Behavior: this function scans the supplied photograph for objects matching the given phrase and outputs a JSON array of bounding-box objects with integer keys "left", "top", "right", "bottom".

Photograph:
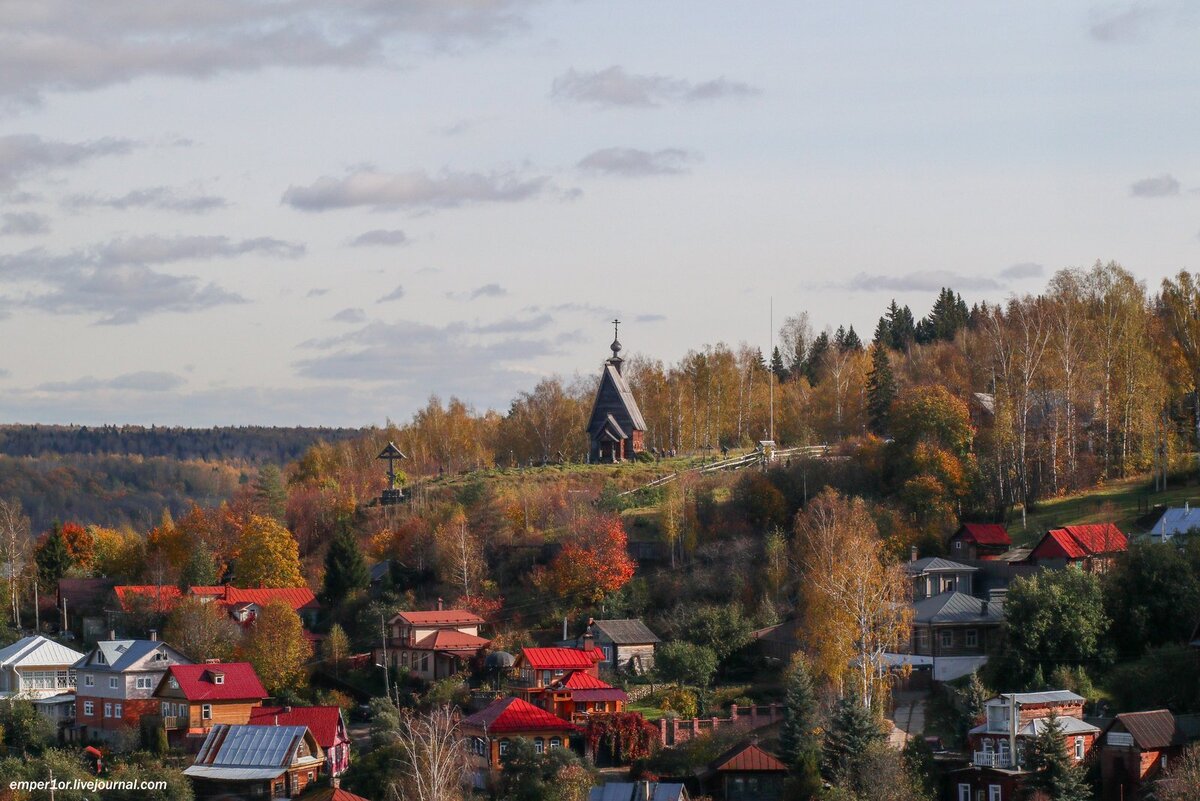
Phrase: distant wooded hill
[{"left": 0, "top": 424, "right": 363, "bottom": 463}]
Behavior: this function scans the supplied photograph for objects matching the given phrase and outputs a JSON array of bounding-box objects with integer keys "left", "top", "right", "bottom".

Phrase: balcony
[
  {"left": 161, "top": 715, "right": 191, "bottom": 730},
  {"left": 973, "top": 751, "right": 1015, "bottom": 769}
]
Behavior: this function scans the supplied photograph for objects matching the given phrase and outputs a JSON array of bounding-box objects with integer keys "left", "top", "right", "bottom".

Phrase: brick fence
[{"left": 657, "top": 703, "right": 783, "bottom": 746}]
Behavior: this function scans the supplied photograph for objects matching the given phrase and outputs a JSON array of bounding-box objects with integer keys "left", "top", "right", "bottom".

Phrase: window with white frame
[
  {"left": 109, "top": 676, "right": 118, "bottom": 689},
  {"left": 965, "top": 629, "right": 978, "bottom": 648},
  {"left": 84, "top": 674, "right": 94, "bottom": 687},
  {"left": 1074, "top": 736, "right": 1084, "bottom": 760},
  {"left": 114, "top": 703, "right": 122, "bottom": 719},
  {"left": 202, "top": 704, "right": 212, "bottom": 719},
  {"left": 940, "top": 630, "right": 953, "bottom": 648},
  {"left": 84, "top": 701, "right": 94, "bottom": 716},
  {"left": 534, "top": 738, "right": 544, "bottom": 754},
  {"left": 989, "top": 785, "right": 1002, "bottom": 801},
  {"left": 136, "top": 676, "right": 153, "bottom": 690},
  {"left": 104, "top": 703, "right": 112, "bottom": 718},
  {"left": 499, "top": 739, "right": 509, "bottom": 756},
  {"left": 550, "top": 737, "right": 561, "bottom": 750}
]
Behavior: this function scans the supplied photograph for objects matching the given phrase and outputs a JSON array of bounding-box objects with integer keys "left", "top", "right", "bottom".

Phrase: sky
[{"left": 1, "top": 1, "right": 1198, "bottom": 427}]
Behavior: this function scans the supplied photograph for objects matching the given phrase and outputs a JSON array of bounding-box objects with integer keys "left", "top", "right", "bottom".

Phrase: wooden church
[{"left": 587, "top": 321, "right": 647, "bottom": 463}]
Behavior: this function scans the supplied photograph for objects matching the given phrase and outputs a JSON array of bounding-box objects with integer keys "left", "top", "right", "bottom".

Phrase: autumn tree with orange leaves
[{"left": 534, "top": 514, "right": 636, "bottom": 610}]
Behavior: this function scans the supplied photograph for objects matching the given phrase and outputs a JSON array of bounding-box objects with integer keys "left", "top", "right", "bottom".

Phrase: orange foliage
[
  {"left": 535, "top": 515, "right": 636, "bottom": 607},
  {"left": 60, "top": 522, "right": 94, "bottom": 569}
]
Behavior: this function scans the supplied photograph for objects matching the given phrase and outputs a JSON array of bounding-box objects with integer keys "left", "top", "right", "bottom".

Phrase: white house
[
  {"left": 1150, "top": 504, "right": 1200, "bottom": 543},
  {"left": 0, "top": 635, "right": 85, "bottom": 700}
]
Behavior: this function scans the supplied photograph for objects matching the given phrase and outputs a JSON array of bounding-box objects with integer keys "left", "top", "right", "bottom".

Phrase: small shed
[
  {"left": 703, "top": 740, "right": 787, "bottom": 801},
  {"left": 590, "top": 619, "right": 660, "bottom": 674}
]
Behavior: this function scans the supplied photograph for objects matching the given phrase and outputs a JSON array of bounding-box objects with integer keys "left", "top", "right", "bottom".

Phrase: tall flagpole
[{"left": 769, "top": 297, "right": 775, "bottom": 442}]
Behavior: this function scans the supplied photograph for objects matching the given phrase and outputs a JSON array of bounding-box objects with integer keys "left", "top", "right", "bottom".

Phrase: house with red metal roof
[
  {"left": 375, "top": 605, "right": 490, "bottom": 682},
  {"left": 700, "top": 739, "right": 788, "bottom": 801},
  {"left": 250, "top": 705, "right": 352, "bottom": 777},
  {"left": 459, "top": 696, "right": 579, "bottom": 787},
  {"left": 1029, "top": 524, "right": 1127, "bottom": 573},
  {"left": 152, "top": 662, "right": 267, "bottom": 746},
  {"left": 510, "top": 643, "right": 605, "bottom": 706},
  {"left": 113, "top": 584, "right": 320, "bottom": 627},
  {"left": 542, "top": 670, "right": 628, "bottom": 722},
  {"left": 948, "top": 523, "right": 1012, "bottom": 560}
]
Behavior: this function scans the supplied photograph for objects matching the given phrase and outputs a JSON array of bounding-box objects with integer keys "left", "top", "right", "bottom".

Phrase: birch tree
[
  {"left": 392, "top": 705, "right": 469, "bottom": 801},
  {"left": 0, "top": 499, "right": 30, "bottom": 628}
]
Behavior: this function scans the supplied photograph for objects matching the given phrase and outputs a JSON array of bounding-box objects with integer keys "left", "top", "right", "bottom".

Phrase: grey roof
[
  {"left": 369, "top": 561, "right": 390, "bottom": 582},
  {"left": 589, "top": 783, "right": 686, "bottom": 801},
  {"left": 78, "top": 639, "right": 187, "bottom": 672},
  {"left": 183, "top": 766, "right": 289, "bottom": 781},
  {"left": 995, "top": 690, "right": 1086, "bottom": 705},
  {"left": 905, "top": 557, "right": 978, "bottom": 575},
  {"left": 588, "top": 364, "right": 647, "bottom": 435},
  {"left": 193, "top": 724, "right": 309, "bottom": 770},
  {"left": 593, "top": 619, "right": 661, "bottom": 645},
  {"left": 994, "top": 547, "right": 1033, "bottom": 563},
  {"left": 1151, "top": 506, "right": 1200, "bottom": 538},
  {"left": 968, "top": 715, "right": 1098, "bottom": 737},
  {"left": 912, "top": 591, "right": 1003, "bottom": 624},
  {"left": 0, "top": 635, "right": 84, "bottom": 668}
]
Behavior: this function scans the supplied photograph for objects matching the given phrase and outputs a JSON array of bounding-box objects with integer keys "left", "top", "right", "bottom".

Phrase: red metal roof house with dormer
[
  {"left": 376, "top": 605, "right": 490, "bottom": 682},
  {"left": 152, "top": 662, "right": 267, "bottom": 746},
  {"left": 1029, "top": 524, "right": 1127, "bottom": 573},
  {"left": 948, "top": 524, "right": 1012, "bottom": 561}
]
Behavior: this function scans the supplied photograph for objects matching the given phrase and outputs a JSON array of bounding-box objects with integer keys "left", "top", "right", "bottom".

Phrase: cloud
[
  {"left": 447, "top": 283, "right": 507, "bottom": 301},
  {"left": 577, "top": 147, "right": 693, "bottom": 176},
  {"left": 1090, "top": 4, "right": 1158, "bottom": 42},
  {"left": 842, "top": 270, "right": 1003, "bottom": 293},
  {"left": 350, "top": 229, "right": 409, "bottom": 247},
  {"left": 551, "top": 66, "right": 758, "bottom": 108},
  {"left": 0, "top": 134, "right": 134, "bottom": 189},
  {"left": 378, "top": 285, "right": 406, "bottom": 303},
  {"left": 471, "top": 314, "right": 553, "bottom": 334},
  {"left": 0, "top": 211, "right": 49, "bottom": 235},
  {"left": 36, "top": 371, "right": 185, "bottom": 393},
  {"left": 999, "top": 262, "right": 1045, "bottom": 279},
  {"left": 283, "top": 168, "right": 550, "bottom": 212},
  {"left": 1130, "top": 173, "right": 1181, "bottom": 197},
  {"left": 0, "top": 2, "right": 538, "bottom": 106},
  {"left": 66, "top": 186, "right": 228, "bottom": 213},
  {"left": 0, "top": 233, "right": 299, "bottom": 323},
  {"left": 306, "top": 288, "right": 330, "bottom": 297},
  {"left": 635, "top": 313, "right": 667, "bottom": 323},
  {"left": 332, "top": 307, "right": 367, "bottom": 324}
]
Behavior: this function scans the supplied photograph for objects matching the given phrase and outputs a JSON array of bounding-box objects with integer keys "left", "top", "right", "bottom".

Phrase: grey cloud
[
  {"left": 472, "top": 314, "right": 552, "bottom": 334},
  {"left": 577, "top": 147, "right": 693, "bottom": 177},
  {"left": 551, "top": 66, "right": 758, "bottom": 108},
  {"left": 332, "top": 307, "right": 367, "bottom": 323},
  {"left": 350, "top": 229, "right": 409, "bottom": 247},
  {"left": 844, "top": 270, "right": 1003, "bottom": 293},
  {"left": 307, "top": 288, "right": 330, "bottom": 297},
  {"left": 1090, "top": 5, "right": 1158, "bottom": 42},
  {"left": 0, "top": 2, "right": 537, "bottom": 106},
  {"left": 66, "top": 186, "right": 228, "bottom": 213},
  {"left": 37, "top": 371, "right": 185, "bottom": 393},
  {"left": 378, "top": 285, "right": 406, "bottom": 303},
  {"left": 0, "top": 134, "right": 134, "bottom": 189},
  {"left": 471, "top": 283, "right": 506, "bottom": 299},
  {"left": 92, "top": 235, "right": 304, "bottom": 266},
  {"left": 1130, "top": 173, "right": 1181, "bottom": 197},
  {"left": 999, "top": 262, "right": 1044, "bottom": 279},
  {"left": 0, "top": 211, "right": 49, "bottom": 235},
  {"left": 283, "top": 168, "right": 550, "bottom": 212},
  {"left": 635, "top": 313, "right": 667, "bottom": 323}
]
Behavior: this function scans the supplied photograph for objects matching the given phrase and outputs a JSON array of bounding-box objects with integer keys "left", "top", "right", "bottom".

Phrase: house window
[
  {"left": 965, "top": 630, "right": 978, "bottom": 648},
  {"left": 84, "top": 701, "right": 94, "bottom": 716},
  {"left": 542, "top": 670, "right": 552, "bottom": 685},
  {"left": 550, "top": 737, "right": 562, "bottom": 750},
  {"left": 1074, "top": 736, "right": 1084, "bottom": 760},
  {"left": 916, "top": 629, "right": 929, "bottom": 651},
  {"left": 602, "top": 645, "right": 612, "bottom": 662},
  {"left": 989, "top": 785, "right": 1002, "bottom": 801},
  {"left": 499, "top": 739, "right": 509, "bottom": 756},
  {"left": 169, "top": 677, "right": 179, "bottom": 689},
  {"left": 213, "top": 674, "right": 224, "bottom": 685},
  {"left": 136, "top": 676, "right": 153, "bottom": 690},
  {"left": 955, "top": 541, "right": 962, "bottom": 550},
  {"left": 534, "top": 738, "right": 544, "bottom": 754},
  {"left": 152, "top": 651, "right": 167, "bottom": 662},
  {"left": 940, "top": 630, "right": 953, "bottom": 649},
  {"left": 957, "top": 784, "right": 971, "bottom": 801},
  {"left": 114, "top": 704, "right": 122, "bottom": 719},
  {"left": 161, "top": 702, "right": 169, "bottom": 715},
  {"left": 109, "top": 677, "right": 118, "bottom": 689},
  {"left": 104, "top": 703, "right": 112, "bottom": 718},
  {"left": 202, "top": 704, "right": 213, "bottom": 720},
  {"left": 84, "top": 674, "right": 94, "bottom": 687}
]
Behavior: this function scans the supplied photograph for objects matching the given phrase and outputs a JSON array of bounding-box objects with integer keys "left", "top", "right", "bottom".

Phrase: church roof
[{"left": 588, "top": 364, "right": 647, "bottom": 434}]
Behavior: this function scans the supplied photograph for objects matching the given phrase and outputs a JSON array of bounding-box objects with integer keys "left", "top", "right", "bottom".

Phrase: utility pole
[
  {"left": 769, "top": 297, "right": 775, "bottom": 444},
  {"left": 380, "top": 613, "right": 392, "bottom": 707}
]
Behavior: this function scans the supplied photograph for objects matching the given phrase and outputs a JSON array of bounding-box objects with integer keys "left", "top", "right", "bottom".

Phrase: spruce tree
[
  {"left": 179, "top": 546, "right": 219, "bottom": 590},
  {"left": 321, "top": 522, "right": 369, "bottom": 607},
  {"left": 1024, "top": 712, "right": 1090, "bottom": 801},
  {"left": 770, "top": 346, "right": 788, "bottom": 381},
  {"left": 823, "top": 686, "right": 884, "bottom": 786},
  {"left": 873, "top": 315, "right": 891, "bottom": 347},
  {"left": 35, "top": 524, "right": 73, "bottom": 587},
  {"left": 841, "top": 325, "right": 863, "bottom": 352},
  {"left": 865, "top": 343, "right": 896, "bottom": 435},
  {"left": 780, "top": 657, "right": 823, "bottom": 795},
  {"left": 805, "top": 331, "right": 830, "bottom": 385}
]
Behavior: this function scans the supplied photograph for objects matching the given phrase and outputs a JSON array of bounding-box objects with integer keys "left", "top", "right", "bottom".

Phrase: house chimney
[
  {"left": 640, "top": 780, "right": 652, "bottom": 801},
  {"left": 108, "top": 629, "right": 116, "bottom": 640},
  {"left": 284, "top": 706, "right": 292, "bottom": 714},
  {"left": 149, "top": 629, "right": 158, "bottom": 641},
  {"left": 582, "top": 618, "right": 595, "bottom": 653},
  {"left": 910, "top": 546, "right": 918, "bottom": 563},
  {"left": 436, "top": 597, "right": 443, "bottom": 611},
  {"left": 331, "top": 778, "right": 340, "bottom": 789},
  {"left": 980, "top": 600, "right": 989, "bottom": 616}
]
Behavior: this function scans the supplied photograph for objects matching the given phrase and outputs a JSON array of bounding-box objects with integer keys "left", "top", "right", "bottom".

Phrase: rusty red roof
[
  {"left": 518, "top": 647, "right": 604, "bottom": 670},
  {"left": 298, "top": 788, "right": 372, "bottom": 801},
  {"left": 249, "top": 706, "right": 345, "bottom": 750},
  {"left": 393, "top": 609, "right": 485, "bottom": 626},
  {"left": 114, "top": 585, "right": 183, "bottom": 612},
  {"left": 957, "top": 523, "right": 1011, "bottom": 546},
  {"left": 412, "top": 629, "right": 490, "bottom": 652},
  {"left": 1113, "top": 710, "right": 1187, "bottom": 750},
  {"left": 711, "top": 741, "right": 788, "bottom": 773},
  {"left": 1033, "top": 524, "right": 1127, "bottom": 560},
  {"left": 460, "top": 697, "right": 577, "bottom": 734},
  {"left": 164, "top": 663, "right": 267, "bottom": 701}
]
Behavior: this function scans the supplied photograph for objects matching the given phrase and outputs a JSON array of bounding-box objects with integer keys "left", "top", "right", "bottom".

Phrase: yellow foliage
[{"left": 234, "top": 514, "right": 304, "bottom": 588}]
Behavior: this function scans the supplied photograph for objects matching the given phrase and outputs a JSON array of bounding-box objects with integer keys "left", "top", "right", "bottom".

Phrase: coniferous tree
[
  {"left": 805, "top": 331, "right": 830, "bottom": 384},
  {"left": 834, "top": 325, "right": 848, "bottom": 351},
  {"left": 252, "top": 464, "right": 288, "bottom": 521},
  {"left": 179, "top": 546, "right": 218, "bottom": 589},
  {"left": 779, "top": 656, "right": 823, "bottom": 794},
  {"left": 321, "top": 522, "right": 369, "bottom": 607},
  {"left": 1024, "top": 712, "right": 1090, "bottom": 801},
  {"left": 823, "top": 686, "right": 885, "bottom": 786},
  {"left": 873, "top": 315, "right": 891, "bottom": 346},
  {"left": 885, "top": 302, "right": 917, "bottom": 350},
  {"left": 35, "top": 524, "right": 72, "bottom": 587},
  {"left": 866, "top": 342, "right": 897, "bottom": 435},
  {"left": 770, "top": 346, "right": 788, "bottom": 381},
  {"left": 841, "top": 325, "right": 863, "bottom": 352}
]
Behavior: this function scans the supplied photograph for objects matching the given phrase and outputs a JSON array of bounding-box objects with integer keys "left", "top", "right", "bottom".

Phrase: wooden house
[
  {"left": 375, "top": 607, "right": 490, "bottom": 681},
  {"left": 1099, "top": 710, "right": 1200, "bottom": 801},
  {"left": 948, "top": 524, "right": 1012, "bottom": 561},
  {"left": 1028, "top": 524, "right": 1127, "bottom": 573},
  {"left": 563, "top": 618, "right": 660, "bottom": 674},
  {"left": 906, "top": 556, "right": 978, "bottom": 600},
  {"left": 73, "top": 638, "right": 192, "bottom": 745},
  {"left": 909, "top": 592, "right": 1003, "bottom": 681},
  {"left": 586, "top": 325, "right": 647, "bottom": 463},
  {"left": 510, "top": 645, "right": 604, "bottom": 706},
  {"left": 702, "top": 740, "right": 788, "bottom": 801},
  {"left": 184, "top": 723, "right": 325, "bottom": 799},
  {"left": 460, "top": 697, "right": 579, "bottom": 788},
  {"left": 153, "top": 662, "right": 267, "bottom": 745},
  {"left": 250, "top": 705, "right": 352, "bottom": 777},
  {"left": 949, "top": 690, "right": 1100, "bottom": 801},
  {"left": 542, "top": 671, "right": 628, "bottom": 722}
]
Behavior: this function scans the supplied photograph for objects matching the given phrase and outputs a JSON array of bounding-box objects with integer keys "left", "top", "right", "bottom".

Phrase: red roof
[
  {"left": 248, "top": 706, "right": 345, "bottom": 749},
  {"left": 712, "top": 741, "right": 788, "bottom": 773},
  {"left": 412, "top": 629, "right": 490, "bottom": 652},
  {"left": 518, "top": 647, "right": 604, "bottom": 670},
  {"left": 394, "top": 610, "right": 485, "bottom": 626},
  {"left": 114, "top": 585, "right": 183, "bottom": 612},
  {"left": 163, "top": 663, "right": 267, "bottom": 701},
  {"left": 299, "top": 788, "right": 371, "bottom": 801},
  {"left": 1033, "top": 524, "right": 1127, "bottom": 560},
  {"left": 460, "top": 697, "right": 577, "bottom": 734},
  {"left": 560, "top": 671, "right": 612, "bottom": 690},
  {"left": 957, "top": 523, "right": 1011, "bottom": 547},
  {"left": 112, "top": 584, "right": 319, "bottom": 614},
  {"left": 219, "top": 586, "right": 319, "bottom": 612}
]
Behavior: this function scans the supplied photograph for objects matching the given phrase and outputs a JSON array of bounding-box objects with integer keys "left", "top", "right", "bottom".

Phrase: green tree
[
  {"left": 655, "top": 641, "right": 718, "bottom": 689},
  {"left": 34, "top": 524, "right": 73, "bottom": 588},
  {"left": 0, "top": 698, "right": 55, "bottom": 753},
  {"left": 866, "top": 342, "right": 897, "bottom": 435},
  {"left": 822, "top": 686, "right": 885, "bottom": 788},
  {"left": 960, "top": 671, "right": 990, "bottom": 735},
  {"left": 252, "top": 464, "right": 288, "bottom": 521},
  {"left": 499, "top": 736, "right": 591, "bottom": 801},
  {"left": 322, "top": 623, "right": 351, "bottom": 677},
  {"left": 770, "top": 346, "right": 788, "bottom": 381},
  {"left": 179, "top": 545, "right": 219, "bottom": 589},
  {"left": 234, "top": 514, "right": 304, "bottom": 588},
  {"left": 1103, "top": 541, "right": 1200, "bottom": 658},
  {"left": 682, "top": 603, "right": 754, "bottom": 665},
  {"left": 1023, "top": 712, "right": 1090, "bottom": 801},
  {"left": 779, "top": 656, "right": 823, "bottom": 795},
  {"left": 321, "top": 523, "right": 369, "bottom": 607},
  {"left": 990, "top": 570, "right": 1109, "bottom": 689}
]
